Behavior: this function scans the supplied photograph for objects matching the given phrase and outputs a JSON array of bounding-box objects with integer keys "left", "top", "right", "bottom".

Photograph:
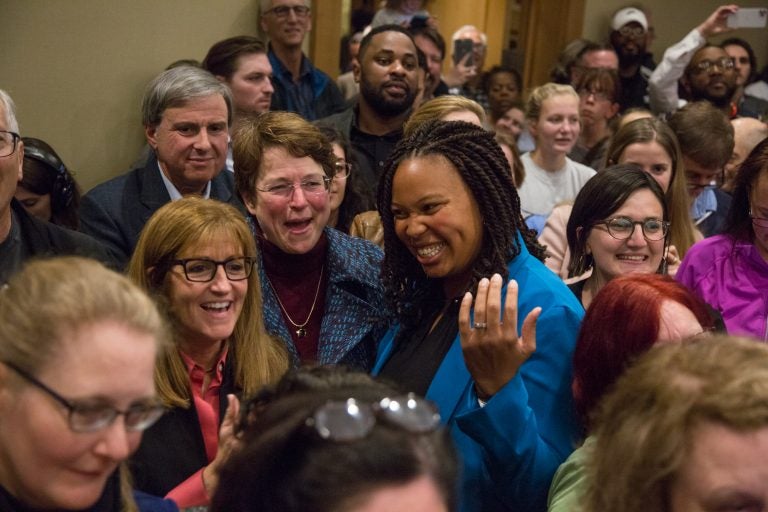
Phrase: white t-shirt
[{"left": 518, "top": 152, "right": 596, "bottom": 217}]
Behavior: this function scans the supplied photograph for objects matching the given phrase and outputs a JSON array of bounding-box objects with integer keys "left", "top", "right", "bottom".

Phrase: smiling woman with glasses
[
  {"left": 316, "top": 125, "right": 375, "bottom": 234},
  {"left": 126, "top": 196, "right": 288, "bottom": 508},
  {"left": 232, "top": 112, "right": 389, "bottom": 371},
  {"left": 0, "top": 256, "right": 172, "bottom": 512},
  {"left": 677, "top": 137, "right": 768, "bottom": 341},
  {"left": 567, "top": 165, "right": 671, "bottom": 309}
]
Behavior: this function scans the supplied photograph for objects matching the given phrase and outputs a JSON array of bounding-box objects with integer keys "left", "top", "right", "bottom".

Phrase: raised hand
[
  {"left": 443, "top": 52, "right": 477, "bottom": 88},
  {"left": 459, "top": 274, "right": 540, "bottom": 399},
  {"left": 203, "top": 394, "right": 241, "bottom": 496},
  {"left": 698, "top": 5, "right": 739, "bottom": 37}
]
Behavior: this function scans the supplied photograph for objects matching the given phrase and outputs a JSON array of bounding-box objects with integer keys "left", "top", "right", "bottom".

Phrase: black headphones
[{"left": 22, "top": 138, "right": 76, "bottom": 209}]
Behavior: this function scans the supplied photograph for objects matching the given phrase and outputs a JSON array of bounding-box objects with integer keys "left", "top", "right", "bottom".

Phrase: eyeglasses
[
  {"left": 578, "top": 89, "right": 611, "bottom": 102},
  {"left": 750, "top": 209, "right": 768, "bottom": 228},
  {"left": 593, "top": 217, "right": 669, "bottom": 241},
  {"left": 255, "top": 175, "right": 331, "bottom": 199},
  {"left": 305, "top": 394, "right": 441, "bottom": 442},
  {"left": 691, "top": 57, "right": 735, "bottom": 74},
  {"left": 617, "top": 25, "right": 645, "bottom": 39},
  {"left": 3, "top": 361, "right": 164, "bottom": 433},
  {"left": 264, "top": 4, "right": 310, "bottom": 17},
  {"left": 0, "top": 130, "right": 20, "bottom": 158},
  {"left": 334, "top": 161, "right": 352, "bottom": 179},
  {"left": 172, "top": 257, "right": 255, "bottom": 282}
]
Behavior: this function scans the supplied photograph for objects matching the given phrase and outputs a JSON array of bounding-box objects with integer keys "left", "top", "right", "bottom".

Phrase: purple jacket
[{"left": 676, "top": 235, "right": 768, "bottom": 341}]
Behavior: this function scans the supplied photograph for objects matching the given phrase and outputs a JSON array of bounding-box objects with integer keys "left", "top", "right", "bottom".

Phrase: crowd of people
[{"left": 1, "top": 1, "right": 767, "bottom": 511}]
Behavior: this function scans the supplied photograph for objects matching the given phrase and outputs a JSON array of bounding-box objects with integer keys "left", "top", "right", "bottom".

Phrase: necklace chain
[{"left": 268, "top": 265, "right": 324, "bottom": 338}]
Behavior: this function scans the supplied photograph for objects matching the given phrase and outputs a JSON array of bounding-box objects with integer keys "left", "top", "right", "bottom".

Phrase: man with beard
[
  {"left": 609, "top": 6, "right": 654, "bottom": 111},
  {"left": 318, "top": 25, "right": 419, "bottom": 195},
  {"left": 648, "top": 5, "right": 767, "bottom": 119}
]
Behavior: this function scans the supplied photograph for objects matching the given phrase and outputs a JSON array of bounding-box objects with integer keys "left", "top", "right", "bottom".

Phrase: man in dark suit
[
  {"left": 0, "top": 89, "right": 113, "bottom": 283},
  {"left": 80, "top": 66, "right": 243, "bottom": 267}
]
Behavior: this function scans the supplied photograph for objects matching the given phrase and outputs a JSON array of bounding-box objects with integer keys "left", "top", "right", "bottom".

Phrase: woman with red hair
[{"left": 547, "top": 273, "right": 713, "bottom": 512}]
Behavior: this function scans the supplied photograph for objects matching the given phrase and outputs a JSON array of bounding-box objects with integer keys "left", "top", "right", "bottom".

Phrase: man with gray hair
[
  {"left": 444, "top": 25, "right": 490, "bottom": 110},
  {"left": 0, "top": 89, "right": 112, "bottom": 283},
  {"left": 80, "top": 66, "right": 243, "bottom": 267},
  {"left": 260, "top": 0, "right": 345, "bottom": 120}
]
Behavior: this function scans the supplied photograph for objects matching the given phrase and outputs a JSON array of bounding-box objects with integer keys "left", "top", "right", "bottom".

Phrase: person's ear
[
  {"left": 608, "top": 102, "right": 620, "bottom": 119},
  {"left": 353, "top": 59, "right": 361, "bottom": 84},
  {"left": 681, "top": 74, "right": 692, "bottom": 97},
  {"left": 15, "top": 139, "right": 23, "bottom": 182},
  {"left": 145, "top": 124, "right": 159, "bottom": 150},
  {"left": 527, "top": 119, "right": 538, "bottom": 138},
  {"left": 577, "top": 226, "right": 591, "bottom": 254},
  {"left": 243, "top": 194, "right": 258, "bottom": 216}
]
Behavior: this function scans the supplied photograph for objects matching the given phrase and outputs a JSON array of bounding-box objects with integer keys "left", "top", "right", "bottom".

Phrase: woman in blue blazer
[{"left": 373, "top": 120, "right": 584, "bottom": 512}]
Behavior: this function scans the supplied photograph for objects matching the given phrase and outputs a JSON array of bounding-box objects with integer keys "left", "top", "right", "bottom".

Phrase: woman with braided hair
[{"left": 373, "top": 120, "right": 584, "bottom": 512}]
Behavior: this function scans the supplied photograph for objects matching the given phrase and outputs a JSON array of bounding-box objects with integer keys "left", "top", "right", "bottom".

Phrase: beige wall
[
  {"left": 1, "top": 1, "right": 259, "bottom": 191},
  {"left": 4, "top": 1, "right": 766, "bottom": 192},
  {"left": 583, "top": 0, "right": 767, "bottom": 67}
]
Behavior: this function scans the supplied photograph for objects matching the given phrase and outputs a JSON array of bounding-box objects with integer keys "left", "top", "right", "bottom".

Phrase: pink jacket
[{"left": 677, "top": 235, "right": 768, "bottom": 341}]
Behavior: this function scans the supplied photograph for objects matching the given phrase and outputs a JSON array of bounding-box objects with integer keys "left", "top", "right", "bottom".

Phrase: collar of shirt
[
  {"left": 179, "top": 343, "right": 229, "bottom": 393},
  {"left": 268, "top": 47, "right": 313, "bottom": 83},
  {"left": 157, "top": 162, "right": 211, "bottom": 200},
  {"left": 690, "top": 187, "right": 717, "bottom": 221}
]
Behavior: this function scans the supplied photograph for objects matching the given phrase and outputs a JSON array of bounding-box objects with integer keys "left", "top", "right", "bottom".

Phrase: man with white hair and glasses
[{"left": 0, "top": 89, "right": 112, "bottom": 283}]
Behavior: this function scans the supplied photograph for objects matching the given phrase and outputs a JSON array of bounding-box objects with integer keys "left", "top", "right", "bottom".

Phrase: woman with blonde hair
[
  {"left": 0, "top": 257, "right": 173, "bottom": 512},
  {"left": 540, "top": 117, "right": 696, "bottom": 279},
  {"left": 518, "top": 83, "right": 596, "bottom": 223},
  {"left": 127, "top": 196, "right": 288, "bottom": 508},
  {"left": 404, "top": 94, "right": 486, "bottom": 136},
  {"left": 584, "top": 336, "right": 768, "bottom": 512}
]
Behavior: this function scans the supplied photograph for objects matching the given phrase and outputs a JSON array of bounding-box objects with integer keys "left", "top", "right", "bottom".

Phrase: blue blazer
[
  {"left": 79, "top": 156, "right": 243, "bottom": 268},
  {"left": 260, "top": 227, "right": 391, "bottom": 370},
  {"left": 374, "top": 243, "right": 584, "bottom": 512}
]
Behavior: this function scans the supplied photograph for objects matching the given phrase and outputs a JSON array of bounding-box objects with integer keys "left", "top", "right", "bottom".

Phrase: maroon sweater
[{"left": 260, "top": 233, "right": 328, "bottom": 363}]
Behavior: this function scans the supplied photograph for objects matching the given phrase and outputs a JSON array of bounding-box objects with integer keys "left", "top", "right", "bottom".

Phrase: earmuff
[{"left": 22, "top": 139, "right": 76, "bottom": 209}]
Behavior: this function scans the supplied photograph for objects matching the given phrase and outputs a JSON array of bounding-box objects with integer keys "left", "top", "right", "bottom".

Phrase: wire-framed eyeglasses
[
  {"left": 264, "top": 4, "right": 310, "bottom": 17},
  {"left": 691, "top": 57, "right": 735, "bottom": 74},
  {"left": 617, "top": 25, "right": 645, "bottom": 39},
  {"left": 172, "top": 257, "right": 255, "bottom": 282},
  {"left": 255, "top": 176, "right": 331, "bottom": 199},
  {"left": 3, "top": 361, "right": 165, "bottom": 433},
  {"left": 334, "top": 161, "right": 352, "bottom": 179},
  {"left": 305, "top": 394, "right": 441, "bottom": 442},
  {"left": 593, "top": 217, "right": 669, "bottom": 241},
  {"left": 0, "top": 130, "right": 20, "bottom": 158}
]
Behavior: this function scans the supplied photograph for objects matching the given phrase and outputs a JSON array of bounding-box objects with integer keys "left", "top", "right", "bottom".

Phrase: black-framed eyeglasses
[
  {"left": 0, "top": 130, "right": 20, "bottom": 158},
  {"left": 264, "top": 4, "right": 310, "bottom": 17},
  {"left": 172, "top": 257, "right": 255, "bottom": 282},
  {"left": 593, "top": 217, "right": 669, "bottom": 241},
  {"left": 3, "top": 361, "right": 165, "bottom": 433},
  {"left": 305, "top": 394, "right": 441, "bottom": 442},
  {"left": 255, "top": 176, "right": 331, "bottom": 199},
  {"left": 334, "top": 161, "right": 352, "bottom": 179},
  {"left": 692, "top": 57, "right": 735, "bottom": 74},
  {"left": 750, "top": 209, "right": 768, "bottom": 228},
  {"left": 617, "top": 25, "right": 645, "bottom": 39}
]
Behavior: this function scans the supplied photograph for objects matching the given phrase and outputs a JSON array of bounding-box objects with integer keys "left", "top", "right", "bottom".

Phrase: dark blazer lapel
[{"left": 136, "top": 159, "right": 172, "bottom": 224}]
